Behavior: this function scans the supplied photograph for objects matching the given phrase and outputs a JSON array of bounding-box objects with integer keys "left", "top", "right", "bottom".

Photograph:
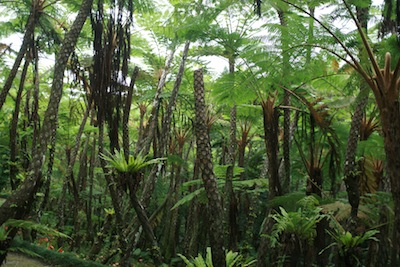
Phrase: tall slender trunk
[
  {"left": 225, "top": 57, "right": 239, "bottom": 251},
  {"left": 184, "top": 156, "right": 201, "bottom": 257},
  {"left": 278, "top": 9, "right": 291, "bottom": 193},
  {"left": 0, "top": 0, "right": 93, "bottom": 264},
  {"left": 0, "top": 4, "right": 40, "bottom": 110},
  {"left": 141, "top": 41, "right": 189, "bottom": 208},
  {"left": 135, "top": 48, "right": 175, "bottom": 156},
  {"left": 122, "top": 67, "right": 139, "bottom": 160},
  {"left": 31, "top": 42, "right": 40, "bottom": 152},
  {"left": 344, "top": 3, "right": 370, "bottom": 222},
  {"left": 0, "top": 0, "right": 93, "bottom": 226},
  {"left": 86, "top": 135, "right": 97, "bottom": 243},
  {"left": 257, "top": 96, "right": 281, "bottom": 267},
  {"left": 9, "top": 58, "right": 31, "bottom": 190},
  {"left": 38, "top": 133, "right": 57, "bottom": 218},
  {"left": 97, "top": 120, "right": 127, "bottom": 258},
  {"left": 193, "top": 69, "right": 225, "bottom": 267},
  {"left": 57, "top": 97, "right": 93, "bottom": 247}
]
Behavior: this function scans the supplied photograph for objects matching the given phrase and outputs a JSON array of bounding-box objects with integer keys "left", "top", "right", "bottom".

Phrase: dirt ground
[{"left": 2, "top": 252, "right": 51, "bottom": 267}]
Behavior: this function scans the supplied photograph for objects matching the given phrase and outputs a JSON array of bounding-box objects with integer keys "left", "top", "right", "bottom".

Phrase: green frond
[
  {"left": 8, "top": 247, "right": 43, "bottom": 259},
  {"left": 269, "top": 196, "right": 328, "bottom": 248},
  {"left": 178, "top": 247, "right": 255, "bottom": 267},
  {"left": 205, "top": 247, "right": 213, "bottom": 267},
  {"left": 326, "top": 229, "right": 379, "bottom": 255},
  {"left": 4, "top": 219, "right": 70, "bottom": 240},
  {"left": 100, "top": 149, "right": 166, "bottom": 174},
  {"left": 177, "top": 253, "right": 195, "bottom": 267},
  {"left": 171, "top": 187, "right": 205, "bottom": 210}
]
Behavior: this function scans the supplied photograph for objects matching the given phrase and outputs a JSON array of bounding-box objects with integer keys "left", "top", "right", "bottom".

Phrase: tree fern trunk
[
  {"left": 9, "top": 58, "right": 30, "bottom": 190},
  {"left": 0, "top": 6, "right": 40, "bottom": 111},
  {"left": 135, "top": 48, "right": 175, "bottom": 156},
  {"left": 257, "top": 96, "right": 281, "bottom": 267},
  {"left": 344, "top": 4, "right": 370, "bottom": 221},
  {"left": 122, "top": 66, "right": 139, "bottom": 160},
  {"left": 86, "top": 135, "right": 97, "bottom": 243},
  {"left": 344, "top": 93, "right": 368, "bottom": 218},
  {"left": 0, "top": 0, "right": 94, "bottom": 227},
  {"left": 193, "top": 69, "right": 226, "bottom": 267},
  {"left": 278, "top": 9, "right": 291, "bottom": 194},
  {"left": 141, "top": 41, "right": 189, "bottom": 208},
  {"left": 0, "top": 1, "right": 93, "bottom": 264},
  {"left": 226, "top": 104, "right": 239, "bottom": 250}
]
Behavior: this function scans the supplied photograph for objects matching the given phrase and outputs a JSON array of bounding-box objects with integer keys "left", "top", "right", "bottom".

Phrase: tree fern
[
  {"left": 177, "top": 247, "right": 256, "bottom": 267},
  {"left": 269, "top": 196, "right": 327, "bottom": 248},
  {"left": 100, "top": 149, "right": 166, "bottom": 174}
]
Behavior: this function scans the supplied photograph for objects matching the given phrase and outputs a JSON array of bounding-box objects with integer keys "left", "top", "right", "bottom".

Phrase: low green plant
[
  {"left": 100, "top": 149, "right": 165, "bottom": 174},
  {"left": 322, "top": 222, "right": 379, "bottom": 266},
  {"left": 177, "top": 247, "right": 256, "bottom": 267},
  {"left": 269, "top": 195, "right": 326, "bottom": 248}
]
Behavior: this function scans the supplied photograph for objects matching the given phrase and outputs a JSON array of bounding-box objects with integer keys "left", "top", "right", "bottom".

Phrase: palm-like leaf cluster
[
  {"left": 100, "top": 149, "right": 165, "bottom": 174},
  {"left": 269, "top": 196, "right": 326, "bottom": 248}
]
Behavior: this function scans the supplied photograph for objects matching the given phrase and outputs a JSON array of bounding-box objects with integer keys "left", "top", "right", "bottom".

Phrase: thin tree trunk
[
  {"left": 257, "top": 96, "right": 282, "bottom": 267},
  {"left": 38, "top": 133, "right": 57, "bottom": 218},
  {"left": 9, "top": 57, "right": 31, "bottom": 190},
  {"left": 88, "top": 212, "right": 113, "bottom": 259},
  {"left": 141, "top": 41, "right": 190, "bottom": 208},
  {"left": 0, "top": 6, "right": 40, "bottom": 110},
  {"left": 226, "top": 105, "right": 238, "bottom": 251},
  {"left": 31, "top": 42, "right": 40, "bottom": 152},
  {"left": 225, "top": 56, "right": 239, "bottom": 251},
  {"left": 71, "top": 135, "right": 91, "bottom": 250},
  {"left": 0, "top": 0, "right": 93, "bottom": 263},
  {"left": 344, "top": 4, "right": 370, "bottom": 222},
  {"left": 0, "top": 0, "right": 93, "bottom": 227},
  {"left": 278, "top": 9, "right": 291, "bottom": 193},
  {"left": 57, "top": 97, "right": 93, "bottom": 247},
  {"left": 86, "top": 135, "right": 97, "bottom": 243},
  {"left": 97, "top": 120, "right": 127, "bottom": 259},
  {"left": 127, "top": 181, "right": 163, "bottom": 265},
  {"left": 135, "top": 48, "right": 175, "bottom": 156},
  {"left": 193, "top": 69, "right": 225, "bottom": 267},
  {"left": 122, "top": 67, "right": 139, "bottom": 160}
]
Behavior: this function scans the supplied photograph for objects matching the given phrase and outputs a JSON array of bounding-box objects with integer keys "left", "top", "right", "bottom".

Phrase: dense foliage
[{"left": 0, "top": 0, "right": 399, "bottom": 266}]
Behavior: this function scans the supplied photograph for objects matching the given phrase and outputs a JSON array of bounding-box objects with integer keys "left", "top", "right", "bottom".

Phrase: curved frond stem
[
  {"left": 291, "top": 44, "right": 358, "bottom": 71},
  {"left": 281, "top": 0, "right": 375, "bottom": 88},
  {"left": 390, "top": 57, "right": 400, "bottom": 90},
  {"left": 342, "top": 0, "right": 384, "bottom": 92},
  {"left": 280, "top": 1, "right": 360, "bottom": 67},
  {"left": 43, "top": 0, "right": 62, "bottom": 10}
]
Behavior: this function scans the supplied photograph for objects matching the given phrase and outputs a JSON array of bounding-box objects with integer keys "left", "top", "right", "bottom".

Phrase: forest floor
[{"left": 2, "top": 253, "right": 50, "bottom": 267}]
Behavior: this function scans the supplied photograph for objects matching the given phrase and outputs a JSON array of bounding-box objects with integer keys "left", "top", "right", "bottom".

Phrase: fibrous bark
[
  {"left": 0, "top": 0, "right": 93, "bottom": 227},
  {"left": 141, "top": 41, "right": 190, "bottom": 208},
  {"left": 0, "top": 3, "right": 41, "bottom": 111},
  {"left": 0, "top": 0, "right": 93, "bottom": 263},
  {"left": 193, "top": 69, "right": 226, "bottom": 267}
]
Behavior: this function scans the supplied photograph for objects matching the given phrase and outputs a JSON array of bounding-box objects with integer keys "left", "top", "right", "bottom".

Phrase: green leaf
[
  {"left": 171, "top": 187, "right": 205, "bottom": 210},
  {"left": 4, "top": 219, "right": 70, "bottom": 239}
]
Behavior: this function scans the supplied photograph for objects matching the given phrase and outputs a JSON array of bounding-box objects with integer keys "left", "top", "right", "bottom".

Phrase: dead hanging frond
[
  {"left": 138, "top": 101, "right": 149, "bottom": 117},
  {"left": 359, "top": 157, "right": 384, "bottom": 195},
  {"left": 238, "top": 120, "right": 253, "bottom": 148},
  {"left": 90, "top": 0, "right": 135, "bottom": 135},
  {"left": 175, "top": 127, "right": 191, "bottom": 148},
  {"left": 360, "top": 111, "right": 380, "bottom": 141},
  {"left": 260, "top": 93, "right": 278, "bottom": 125},
  {"left": 206, "top": 106, "right": 220, "bottom": 130},
  {"left": 281, "top": 85, "right": 331, "bottom": 130}
]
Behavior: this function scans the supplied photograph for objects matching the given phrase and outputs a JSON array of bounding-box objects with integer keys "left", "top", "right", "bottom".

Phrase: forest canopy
[{"left": 0, "top": 0, "right": 399, "bottom": 266}]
